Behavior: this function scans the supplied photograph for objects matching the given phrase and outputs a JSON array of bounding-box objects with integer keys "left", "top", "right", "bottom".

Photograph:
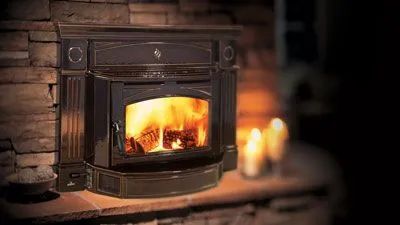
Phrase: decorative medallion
[
  {"left": 223, "top": 45, "right": 234, "bottom": 61},
  {"left": 68, "top": 47, "right": 83, "bottom": 63},
  {"left": 154, "top": 48, "right": 162, "bottom": 61}
]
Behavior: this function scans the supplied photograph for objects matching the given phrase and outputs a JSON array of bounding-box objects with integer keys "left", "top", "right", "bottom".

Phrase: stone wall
[
  {"left": 0, "top": 0, "right": 277, "bottom": 183},
  {"left": 150, "top": 199, "right": 330, "bottom": 225},
  {"left": 67, "top": 196, "right": 331, "bottom": 225}
]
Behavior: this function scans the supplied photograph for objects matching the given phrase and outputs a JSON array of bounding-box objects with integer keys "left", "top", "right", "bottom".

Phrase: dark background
[{"left": 282, "top": 0, "right": 392, "bottom": 224}]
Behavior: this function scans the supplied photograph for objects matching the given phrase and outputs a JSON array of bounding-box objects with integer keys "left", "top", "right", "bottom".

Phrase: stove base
[{"left": 86, "top": 162, "right": 223, "bottom": 198}]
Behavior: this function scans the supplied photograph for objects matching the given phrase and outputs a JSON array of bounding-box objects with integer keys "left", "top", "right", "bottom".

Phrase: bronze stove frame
[{"left": 57, "top": 23, "right": 241, "bottom": 198}]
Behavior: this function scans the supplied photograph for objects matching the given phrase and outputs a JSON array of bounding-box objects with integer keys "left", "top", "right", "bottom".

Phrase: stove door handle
[{"left": 112, "top": 121, "right": 125, "bottom": 155}]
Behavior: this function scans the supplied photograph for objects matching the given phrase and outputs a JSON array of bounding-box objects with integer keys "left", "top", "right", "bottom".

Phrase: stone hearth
[
  {"left": 1, "top": 171, "right": 329, "bottom": 224},
  {"left": 0, "top": 143, "right": 343, "bottom": 225}
]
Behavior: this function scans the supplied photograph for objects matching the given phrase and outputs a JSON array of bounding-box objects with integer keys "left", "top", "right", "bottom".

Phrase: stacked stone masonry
[{"left": 0, "top": 0, "right": 276, "bottom": 186}]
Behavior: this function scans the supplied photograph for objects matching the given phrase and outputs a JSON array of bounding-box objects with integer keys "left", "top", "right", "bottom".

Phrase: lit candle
[
  {"left": 242, "top": 128, "right": 264, "bottom": 178},
  {"left": 264, "top": 118, "right": 288, "bottom": 175}
]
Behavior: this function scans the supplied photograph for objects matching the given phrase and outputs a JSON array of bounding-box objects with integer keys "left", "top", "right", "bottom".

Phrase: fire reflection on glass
[{"left": 125, "top": 97, "right": 209, "bottom": 155}]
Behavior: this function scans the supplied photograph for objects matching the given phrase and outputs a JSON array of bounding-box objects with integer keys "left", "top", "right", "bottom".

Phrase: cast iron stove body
[{"left": 57, "top": 23, "right": 241, "bottom": 198}]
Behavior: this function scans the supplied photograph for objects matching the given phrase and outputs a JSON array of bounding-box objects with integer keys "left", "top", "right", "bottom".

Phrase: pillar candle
[{"left": 242, "top": 128, "right": 264, "bottom": 178}]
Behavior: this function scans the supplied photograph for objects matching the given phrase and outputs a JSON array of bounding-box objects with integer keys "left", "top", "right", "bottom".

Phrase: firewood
[
  {"left": 135, "top": 128, "right": 160, "bottom": 153},
  {"left": 125, "top": 137, "right": 144, "bottom": 154},
  {"left": 164, "top": 128, "right": 198, "bottom": 149},
  {"left": 126, "top": 128, "right": 204, "bottom": 153}
]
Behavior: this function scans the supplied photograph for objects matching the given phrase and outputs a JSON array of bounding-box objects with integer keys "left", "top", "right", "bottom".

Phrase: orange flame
[
  {"left": 125, "top": 97, "right": 208, "bottom": 154},
  {"left": 172, "top": 139, "right": 183, "bottom": 149}
]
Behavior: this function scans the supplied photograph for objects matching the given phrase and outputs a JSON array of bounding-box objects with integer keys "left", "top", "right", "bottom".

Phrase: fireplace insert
[{"left": 57, "top": 23, "right": 241, "bottom": 198}]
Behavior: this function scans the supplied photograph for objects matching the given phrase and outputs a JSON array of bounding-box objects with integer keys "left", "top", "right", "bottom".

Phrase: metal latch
[{"left": 112, "top": 120, "right": 125, "bottom": 155}]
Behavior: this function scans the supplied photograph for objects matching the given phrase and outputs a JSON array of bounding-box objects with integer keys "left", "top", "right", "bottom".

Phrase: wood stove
[{"left": 57, "top": 23, "right": 241, "bottom": 198}]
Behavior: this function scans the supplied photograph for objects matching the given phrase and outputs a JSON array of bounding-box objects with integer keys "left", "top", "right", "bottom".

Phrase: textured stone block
[
  {"left": 207, "top": 217, "right": 234, "bottom": 225},
  {"left": 13, "top": 137, "right": 57, "bottom": 154},
  {"left": 0, "top": 32, "right": 29, "bottom": 51},
  {"left": 0, "top": 113, "right": 57, "bottom": 123},
  {"left": 157, "top": 216, "right": 184, "bottom": 225},
  {"left": 252, "top": 206, "right": 331, "bottom": 225},
  {"left": 0, "top": 50, "right": 29, "bottom": 66},
  {"left": 16, "top": 152, "right": 58, "bottom": 168},
  {"left": 0, "top": 165, "right": 15, "bottom": 186},
  {"left": 0, "top": 84, "right": 54, "bottom": 115},
  {"left": 233, "top": 5, "right": 274, "bottom": 24},
  {"left": 0, "top": 51, "right": 28, "bottom": 59},
  {"left": 0, "top": 67, "right": 57, "bottom": 84},
  {"left": 0, "top": 51, "right": 29, "bottom": 62},
  {"left": 231, "top": 214, "right": 254, "bottom": 225},
  {"left": 0, "top": 120, "right": 56, "bottom": 139},
  {"left": 108, "top": 0, "right": 128, "bottom": 3},
  {"left": 241, "top": 49, "right": 276, "bottom": 69},
  {"left": 209, "top": 3, "right": 230, "bottom": 12},
  {"left": 269, "top": 196, "right": 316, "bottom": 211},
  {"left": 0, "top": 59, "right": 30, "bottom": 67},
  {"left": 0, "top": 150, "right": 15, "bottom": 166},
  {"left": 237, "top": 85, "right": 278, "bottom": 116},
  {"left": 189, "top": 204, "right": 255, "bottom": 222},
  {"left": 179, "top": 0, "right": 209, "bottom": 13},
  {"left": 3, "top": 0, "right": 50, "bottom": 20},
  {"left": 0, "top": 140, "right": 12, "bottom": 150},
  {"left": 92, "top": 0, "right": 127, "bottom": 2},
  {"left": 183, "top": 219, "right": 206, "bottom": 225},
  {"left": 29, "top": 42, "right": 59, "bottom": 67},
  {"left": 29, "top": 31, "right": 59, "bottom": 42},
  {"left": 134, "top": 220, "right": 157, "bottom": 225},
  {"left": 51, "top": 1, "right": 129, "bottom": 24},
  {"left": 239, "top": 68, "right": 276, "bottom": 85},
  {"left": 167, "top": 13, "right": 232, "bottom": 25},
  {"left": 0, "top": 21, "right": 56, "bottom": 31},
  {"left": 129, "top": 3, "right": 177, "bottom": 12},
  {"left": 130, "top": 13, "right": 167, "bottom": 25},
  {"left": 238, "top": 26, "right": 274, "bottom": 48}
]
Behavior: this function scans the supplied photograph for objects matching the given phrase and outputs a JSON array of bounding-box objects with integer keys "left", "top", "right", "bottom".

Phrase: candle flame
[
  {"left": 245, "top": 128, "right": 263, "bottom": 155},
  {"left": 250, "top": 128, "right": 262, "bottom": 141},
  {"left": 271, "top": 118, "right": 284, "bottom": 131}
]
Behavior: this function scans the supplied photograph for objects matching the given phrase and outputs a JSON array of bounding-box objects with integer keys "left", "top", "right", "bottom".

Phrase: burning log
[
  {"left": 125, "top": 137, "right": 145, "bottom": 154},
  {"left": 125, "top": 128, "right": 202, "bottom": 154},
  {"left": 134, "top": 128, "right": 160, "bottom": 153},
  {"left": 164, "top": 129, "right": 197, "bottom": 149}
]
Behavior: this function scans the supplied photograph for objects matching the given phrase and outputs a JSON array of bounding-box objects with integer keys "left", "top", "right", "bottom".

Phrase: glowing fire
[{"left": 125, "top": 97, "right": 209, "bottom": 154}]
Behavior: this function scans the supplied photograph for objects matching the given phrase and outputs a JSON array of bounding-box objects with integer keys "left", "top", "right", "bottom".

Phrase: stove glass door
[{"left": 124, "top": 97, "right": 209, "bottom": 155}]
